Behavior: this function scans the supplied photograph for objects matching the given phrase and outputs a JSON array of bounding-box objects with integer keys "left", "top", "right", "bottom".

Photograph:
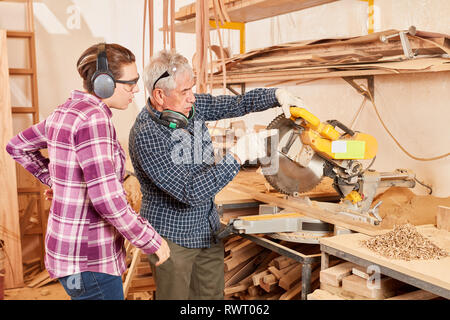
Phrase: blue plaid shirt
[{"left": 128, "top": 88, "right": 279, "bottom": 248}]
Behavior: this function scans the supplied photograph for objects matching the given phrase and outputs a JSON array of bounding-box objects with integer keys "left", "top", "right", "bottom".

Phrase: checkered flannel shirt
[
  {"left": 6, "top": 90, "right": 162, "bottom": 278},
  {"left": 128, "top": 88, "right": 279, "bottom": 248}
]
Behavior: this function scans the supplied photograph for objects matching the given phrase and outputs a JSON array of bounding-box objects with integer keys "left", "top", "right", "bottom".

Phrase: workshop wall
[{"left": 1, "top": 0, "right": 448, "bottom": 196}]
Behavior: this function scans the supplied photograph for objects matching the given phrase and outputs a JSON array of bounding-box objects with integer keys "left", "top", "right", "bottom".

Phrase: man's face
[{"left": 162, "top": 71, "right": 196, "bottom": 116}]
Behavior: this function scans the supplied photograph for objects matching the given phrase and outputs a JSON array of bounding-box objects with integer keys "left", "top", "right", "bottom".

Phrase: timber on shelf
[
  {"left": 208, "top": 29, "right": 450, "bottom": 85},
  {"left": 173, "top": 0, "right": 338, "bottom": 33}
]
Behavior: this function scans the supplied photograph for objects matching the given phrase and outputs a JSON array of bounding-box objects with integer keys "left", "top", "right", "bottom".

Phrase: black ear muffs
[
  {"left": 91, "top": 43, "right": 115, "bottom": 99},
  {"left": 146, "top": 99, "right": 195, "bottom": 129}
]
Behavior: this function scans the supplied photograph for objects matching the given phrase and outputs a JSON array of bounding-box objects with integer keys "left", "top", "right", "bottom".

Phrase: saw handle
[
  {"left": 326, "top": 120, "right": 355, "bottom": 137},
  {"left": 289, "top": 106, "right": 320, "bottom": 127}
]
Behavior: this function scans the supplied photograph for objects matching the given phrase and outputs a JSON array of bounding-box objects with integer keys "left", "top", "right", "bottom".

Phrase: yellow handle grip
[{"left": 289, "top": 106, "right": 320, "bottom": 128}]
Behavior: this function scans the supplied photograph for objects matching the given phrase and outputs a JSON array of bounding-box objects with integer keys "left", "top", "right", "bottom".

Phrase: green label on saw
[{"left": 332, "top": 140, "right": 366, "bottom": 159}]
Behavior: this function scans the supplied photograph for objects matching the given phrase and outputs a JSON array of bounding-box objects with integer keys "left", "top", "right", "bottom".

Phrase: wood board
[
  {"left": 0, "top": 29, "right": 24, "bottom": 289},
  {"left": 174, "top": 0, "right": 337, "bottom": 33},
  {"left": 319, "top": 225, "right": 450, "bottom": 293},
  {"left": 229, "top": 182, "right": 385, "bottom": 236}
]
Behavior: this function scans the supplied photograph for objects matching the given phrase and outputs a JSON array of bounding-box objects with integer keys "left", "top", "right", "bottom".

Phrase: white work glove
[
  {"left": 275, "top": 88, "right": 306, "bottom": 118},
  {"left": 229, "top": 130, "right": 278, "bottom": 163}
]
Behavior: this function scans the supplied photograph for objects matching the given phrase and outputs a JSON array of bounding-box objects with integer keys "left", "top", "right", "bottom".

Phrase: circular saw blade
[{"left": 262, "top": 115, "right": 325, "bottom": 195}]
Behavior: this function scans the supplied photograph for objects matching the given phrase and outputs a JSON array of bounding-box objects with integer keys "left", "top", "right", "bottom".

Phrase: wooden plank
[
  {"left": 229, "top": 239, "right": 253, "bottom": 254},
  {"left": 251, "top": 270, "right": 269, "bottom": 287},
  {"left": 130, "top": 276, "right": 155, "bottom": 288},
  {"left": 228, "top": 184, "right": 384, "bottom": 235},
  {"left": 0, "top": 29, "right": 23, "bottom": 289},
  {"left": 319, "top": 226, "right": 450, "bottom": 292},
  {"left": 319, "top": 261, "right": 356, "bottom": 287},
  {"left": 279, "top": 266, "right": 321, "bottom": 300},
  {"left": 267, "top": 266, "right": 283, "bottom": 280},
  {"left": 225, "top": 257, "right": 252, "bottom": 284},
  {"left": 123, "top": 248, "right": 141, "bottom": 297},
  {"left": 341, "top": 274, "right": 404, "bottom": 299},
  {"left": 224, "top": 244, "right": 263, "bottom": 272},
  {"left": 385, "top": 289, "right": 439, "bottom": 300},
  {"left": 278, "top": 263, "right": 302, "bottom": 291},
  {"left": 173, "top": 0, "right": 337, "bottom": 32},
  {"left": 259, "top": 276, "right": 278, "bottom": 293},
  {"left": 352, "top": 266, "right": 370, "bottom": 280},
  {"left": 225, "top": 255, "right": 261, "bottom": 287},
  {"left": 26, "top": 269, "right": 49, "bottom": 288},
  {"left": 436, "top": 206, "right": 450, "bottom": 232},
  {"left": 307, "top": 289, "right": 345, "bottom": 300},
  {"left": 272, "top": 255, "right": 297, "bottom": 269},
  {"left": 224, "top": 282, "right": 249, "bottom": 295}
]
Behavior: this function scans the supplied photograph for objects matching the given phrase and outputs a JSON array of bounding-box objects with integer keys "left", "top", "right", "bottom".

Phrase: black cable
[{"left": 414, "top": 177, "right": 433, "bottom": 195}]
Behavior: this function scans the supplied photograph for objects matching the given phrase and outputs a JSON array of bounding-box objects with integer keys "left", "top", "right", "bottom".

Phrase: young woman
[{"left": 6, "top": 43, "right": 170, "bottom": 300}]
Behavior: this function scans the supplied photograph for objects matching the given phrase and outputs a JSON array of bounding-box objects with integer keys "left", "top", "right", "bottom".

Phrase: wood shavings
[{"left": 360, "top": 224, "right": 448, "bottom": 261}]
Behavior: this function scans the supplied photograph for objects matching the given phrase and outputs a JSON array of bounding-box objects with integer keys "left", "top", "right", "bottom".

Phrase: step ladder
[{"left": 3, "top": 0, "right": 47, "bottom": 271}]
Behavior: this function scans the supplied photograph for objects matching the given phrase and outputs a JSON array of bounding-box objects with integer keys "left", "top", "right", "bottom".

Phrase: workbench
[{"left": 319, "top": 225, "right": 450, "bottom": 299}]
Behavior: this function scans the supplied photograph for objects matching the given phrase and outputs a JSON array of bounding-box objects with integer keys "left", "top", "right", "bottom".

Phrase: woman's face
[{"left": 103, "top": 62, "right": 140, "bottom": 110}]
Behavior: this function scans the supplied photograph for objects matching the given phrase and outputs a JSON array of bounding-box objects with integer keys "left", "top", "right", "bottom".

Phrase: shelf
[{"left": 173, "top": 0, "right": 338, "bottom": 33}]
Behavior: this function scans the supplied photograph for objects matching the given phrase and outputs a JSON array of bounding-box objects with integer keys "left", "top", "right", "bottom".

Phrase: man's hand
[
  {"left": 154, "top": 238, "right": 170, "bottom": 266},
  {"left": 275, "top": 88, "right": 305, "bottom": 118},
  {"left": 229, "top": 129, "right": 278, "bottom": 163}
]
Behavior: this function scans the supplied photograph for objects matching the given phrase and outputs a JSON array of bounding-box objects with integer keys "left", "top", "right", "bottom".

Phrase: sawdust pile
[
  {"left": 361, "top": 224, "right": 448, "bottom": 261},
  {"left": 374, "top": 187, "right": 450, "bottom": 229}
]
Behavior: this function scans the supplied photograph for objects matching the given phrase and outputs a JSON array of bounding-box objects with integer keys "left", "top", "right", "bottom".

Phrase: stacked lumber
[
  {"left": 209, "top": 29, "right": 450, "bottom": 85},
  {"left": 122, "top": 246, "right": 156, "bottom": 300},
  {"left": 25, "top": 269, "right": 56, "bottom": 289},
  {"left": 22, "top": 258, "right": 42, "bottom": 283},
  {"left": 223, "top": 235, "right": 322, "bottom": 300},
  {"left": 313, "top": 261, "right": 440, "bottom": 300}
]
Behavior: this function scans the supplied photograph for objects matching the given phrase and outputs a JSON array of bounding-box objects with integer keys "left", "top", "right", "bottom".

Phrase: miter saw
[{"left": 216, "top": 106, "right": 416, "bottom": 243}]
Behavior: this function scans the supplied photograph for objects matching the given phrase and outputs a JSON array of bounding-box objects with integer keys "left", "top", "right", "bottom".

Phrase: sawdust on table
[
  {"left": 373, "top": 187, "right": 450, "bottom": 229},
  {"left": 360, "top": 223, "right": 448, "bottom": 261}
]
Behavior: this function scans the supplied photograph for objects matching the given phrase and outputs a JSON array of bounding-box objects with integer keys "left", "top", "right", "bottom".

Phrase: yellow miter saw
[{"left": 217, "top": 106, "right": 416, "bottom": 243}]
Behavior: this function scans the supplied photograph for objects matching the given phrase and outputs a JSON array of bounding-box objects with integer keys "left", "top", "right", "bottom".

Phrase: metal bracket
[
  {"left": 342, "top": 75, "right": 375, "bottom": 102},
  {"left": 379, "top": 26, "right": 417, "bottom": 59}
]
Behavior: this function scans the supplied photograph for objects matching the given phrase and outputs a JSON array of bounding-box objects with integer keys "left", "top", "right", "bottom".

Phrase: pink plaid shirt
[{"left": 6, "top": 90, "right": 162, "bottom": 279}]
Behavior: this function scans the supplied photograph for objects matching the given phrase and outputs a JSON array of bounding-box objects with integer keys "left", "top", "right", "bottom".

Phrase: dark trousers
[{"left": 148, "top": 237, "right": 224, "bottom": 300}]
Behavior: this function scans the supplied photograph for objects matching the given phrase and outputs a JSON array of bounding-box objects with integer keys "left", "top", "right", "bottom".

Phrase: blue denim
[{"left": 59, "top": 271, "right": 124, "bottom": 300}]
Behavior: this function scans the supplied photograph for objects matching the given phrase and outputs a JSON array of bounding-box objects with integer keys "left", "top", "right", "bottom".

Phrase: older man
[{"left": 128, "top": 49, "right": 304, "bottom": 300}]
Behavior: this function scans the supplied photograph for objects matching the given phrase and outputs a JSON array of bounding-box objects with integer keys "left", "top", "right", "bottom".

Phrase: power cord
[{"left": 360, "top": 85, "right": 450, "bottom": 162}]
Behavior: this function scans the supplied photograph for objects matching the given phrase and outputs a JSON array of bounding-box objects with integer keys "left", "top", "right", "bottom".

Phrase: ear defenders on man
[
  {"left": 91, "top": 43, "right": 116, "bottom": 99},
  {"left": 146, "top": 99, "right": 195, "bottom": 129}
]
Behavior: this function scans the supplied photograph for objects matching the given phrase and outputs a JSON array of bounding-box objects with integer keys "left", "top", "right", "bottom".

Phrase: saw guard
[{"left": 262, "top": 115, "right": 325, "bottom": 195}]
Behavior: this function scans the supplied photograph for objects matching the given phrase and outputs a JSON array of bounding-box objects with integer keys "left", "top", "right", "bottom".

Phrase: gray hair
[{"left": 144, "top": 49, "right": 194, "bottom": 94}]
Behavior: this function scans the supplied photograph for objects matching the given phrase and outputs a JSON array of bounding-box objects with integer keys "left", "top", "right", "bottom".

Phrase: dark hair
[{"left": 76, "top": 43, "right": 135, "bottom": 93}]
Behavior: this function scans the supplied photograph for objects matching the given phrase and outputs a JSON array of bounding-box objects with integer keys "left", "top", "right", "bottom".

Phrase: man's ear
[{"left": 152, "top": 88, "right": 165, "bottom": 105}]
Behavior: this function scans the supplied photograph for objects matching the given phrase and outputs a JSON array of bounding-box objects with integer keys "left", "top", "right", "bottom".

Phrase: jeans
[{"left": 59, "top": 271, "right": 124, "bottom": 300}]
